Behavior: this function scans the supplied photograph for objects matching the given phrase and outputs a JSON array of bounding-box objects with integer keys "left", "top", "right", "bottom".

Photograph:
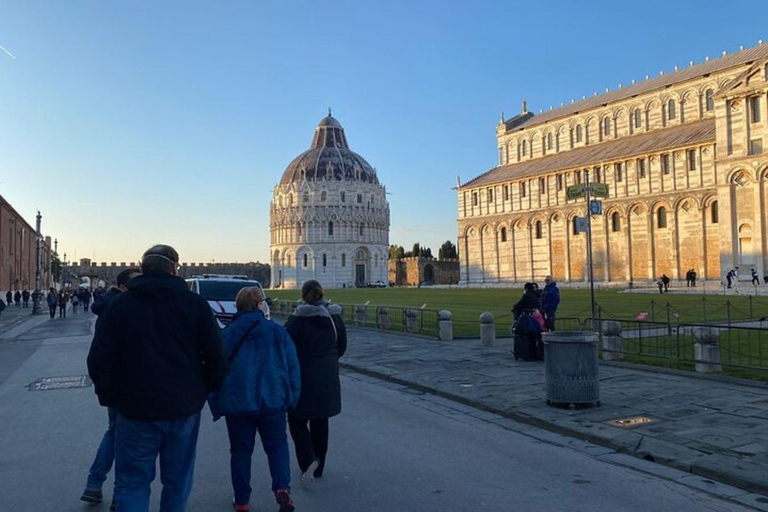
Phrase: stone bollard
[
  {"left": 279, "top": 301, "right": 288, "bottom": 316},
  {"left": 405, "top": 308, "right": 419, "bottom": 333},
  {"left": 290, "top": 302, "right": 298, "bottom": 314},
  {"left": 694, "top": 327, "right": 721, "bottom": 374},
  {"left": 354, "top": 305, "right": 367, "bottom": 325},
  {"left": 601, "top": 320, "right": 624, "bottom": 360},
  {"left": 377, "top": 307, "right": 390, "bottom": 329},
  {"left": 480, "top": 312, "right": 495, "bottom": 347},
  {"left": 438, "top": 310, "right": 453, "bottom": 340}
]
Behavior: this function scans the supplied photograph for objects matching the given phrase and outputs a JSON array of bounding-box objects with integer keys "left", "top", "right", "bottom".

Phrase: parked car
[
  {"left": 368, "top": 280, "right": 387, "bottom": 288},
  {"left": 186, "top": 274, "right": 268, "bottom": 328}
]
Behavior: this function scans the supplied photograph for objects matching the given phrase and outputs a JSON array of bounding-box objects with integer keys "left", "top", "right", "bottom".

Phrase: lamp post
[{"left": 31, "top": 211, "right": 43, "bottom": 315}]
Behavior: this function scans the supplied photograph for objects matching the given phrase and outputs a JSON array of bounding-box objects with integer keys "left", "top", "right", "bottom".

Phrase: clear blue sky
[{"left": 0, "top": 0, "right": 764, "bottom": 263}]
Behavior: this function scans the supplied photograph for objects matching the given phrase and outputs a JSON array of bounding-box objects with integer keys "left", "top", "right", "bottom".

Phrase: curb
[{"left": 340, "top": 360, "right": 768, "bottom": 497}]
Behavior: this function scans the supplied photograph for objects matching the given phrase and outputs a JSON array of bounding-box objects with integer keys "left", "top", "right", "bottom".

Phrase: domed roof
[{"left": 280, "top": 114, "right": 379, "bottom": 185}]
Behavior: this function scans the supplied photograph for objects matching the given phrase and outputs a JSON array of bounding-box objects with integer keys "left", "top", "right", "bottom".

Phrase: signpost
[{"left": 567, "top": 176, "right": 611, "bottom": 328}]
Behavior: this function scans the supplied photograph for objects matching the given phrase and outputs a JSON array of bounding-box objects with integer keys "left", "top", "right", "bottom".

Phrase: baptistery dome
[{"left": 270, "top": 113, "right": 390, "bottom": 290}]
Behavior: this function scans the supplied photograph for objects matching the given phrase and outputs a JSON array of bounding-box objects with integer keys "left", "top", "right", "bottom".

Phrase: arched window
[
  {"left": 341, "top": 254, "right": 346, "bottom": 267},
  {"left": 303, "top": 254, "right": 308, "bottom": 267},
  {"left": 340, "top": 192, "right": 346, "bottom": 203},
  {"left": 611, "top": 212, "right": 621, "bottom": 232},
  {"left": 657, "top": 207, "right": 668, "bottom": 229},
  {"left": 705, "top": 89, "right": 714, "bottom": 111},
  {"left": 634, "top": 109, "right": 642, "bottom": 128},
  {"left": 603, "top": 117, "right": 611, "bottom": 136},
  {"left": 303, "top": 192, "right": 309, "bottom": 203},
  {"left": 500, "top": 227, "right": 507, "bottom": 242},
  {"left": 322, "top": 254, "right": 327, "bottom": 267},
  {"left": 576, "top": 125, "right": 583, "bottom": 143},
  {"left": 535, "top": 220, "right": 543, "bottom": 239},
  {"left": 668, "top": 99, "right": 676, "bottom": 120},
  {"left": 522, "top": 140, "right": 528, "bottom": 156},
  {"left": 321, "top": 191, "right": 327, "bottom": 202},
  {"left": 711, "top": 201, "right": 719, "bottom": 224},
  {"left": 572, "top": 217, "right": 580, "bottom": 235},
  {"left": 287, "top": 254, "right": 292, "bottom": 266},
  {"left": 328, "top": 221, "right": 334, "bottom": 236},
  {"left": 359, "top": 224, "right": 364, "bottom": 236},
  {"left": 547, "top": 133, "right": 553, "bottom": 150},
  {"left": 288, "top": 194, "right": 293, "bottom": 205},
  {"left": 297, "top": 223, "right": 302, "bottom": 238}
]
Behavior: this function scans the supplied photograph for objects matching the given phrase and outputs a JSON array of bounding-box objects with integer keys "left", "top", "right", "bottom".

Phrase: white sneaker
[{"left": 301, "top": 459, "right": 319, "bottom": 486}]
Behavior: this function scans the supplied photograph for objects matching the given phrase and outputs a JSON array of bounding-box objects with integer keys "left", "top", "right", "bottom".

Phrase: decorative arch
[
  {"left": 727, "top": 167, "right": 756, "bottom": 185},
  {"left": 628, "top": 202, "right": 649, "bottom": 216},
  {"left": 673, "top": 195, "right": 701, "bottom": 211}
]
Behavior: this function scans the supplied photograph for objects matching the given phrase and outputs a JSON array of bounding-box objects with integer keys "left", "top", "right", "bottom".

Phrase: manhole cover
[
  {"left": 28, "top": 375, "right": 92, "bottom": 391},
  {"left": 604, "top": 416, "right": 659, "bottom": 429}
]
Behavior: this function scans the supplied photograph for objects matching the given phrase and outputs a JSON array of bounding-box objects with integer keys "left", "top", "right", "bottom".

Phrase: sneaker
[
  {"left": 110, "top": 497, "right": 117, "bottom": 511},
  {"left": 80, "top": 489, "right": 103, "bottom": 504},
  {"left": 275, "top": 489, "right": 295, "bottom": 512},
  {"left": 232, "top": 501, "right": 250, "bottom": 511},
  {"left": 301, "top": 459, "right": 319, "bottom": 486}
]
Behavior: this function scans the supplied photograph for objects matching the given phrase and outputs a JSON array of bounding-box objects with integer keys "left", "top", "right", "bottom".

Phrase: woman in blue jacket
[{"left": 210, "top": 286, "right": 301, "bottom": 512}]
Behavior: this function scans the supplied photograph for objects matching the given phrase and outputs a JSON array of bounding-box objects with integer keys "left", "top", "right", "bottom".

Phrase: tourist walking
[
  {"left": 657, "top": 277, "right": 664, "bottom": 294},
  {"left": 686, "top": 269, "right": 692, "bottom": 287},
  {"left": 87, "top": 245, "right": 227, "bottom": 512},
  {"left": 14, "top": 290, "right": 21, "bottom": 306},
  {"left": 80, "top": 288, "right": 92, "bottom": 312},
  {"left": 80, "top": 269, "right": 140, "bottom": 510},
  {"left": 5, "top": 290, "right": 11, "bottom": 305},
  {"left": 208, "top": 286, "right": 300, "bottom": 512},
  {"left": 662, "top": 274, "right": 670, "bottom": 293},
  {"left": 726, "top": 269, "right": 734, "bottom": 289},
  {"left": 22, "top": 289, "right": 30, "bottom": 307},
  {"left": 285, "top": 280, "right": 347, "bottom": 485},
  {"left": 46, "top": 288, "right": 58, "bottom": 319},
  {"left": 58, "top": 290, "right": 68, "bottom": 318},
  {"left": 690, "top": 269, "right": 697, "bottom": 287},
  {"left": 752, "top": 269, "right": 760, "bottom": 286},
  {"left": 541, "top": 276, "right": 560, "bottom": 331},
  {"left": 71, "top": 292, "right": 80, "bottom": 313}
]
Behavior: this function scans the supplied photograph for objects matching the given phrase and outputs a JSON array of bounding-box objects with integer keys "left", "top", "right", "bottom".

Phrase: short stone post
[
  {"left": 405, "top": 308, "right": 419, "bottom": 333},
  {"left": 289, "top": 302, "right": 298, "bottom": 314},
  {"left": 279, "top": 301, "right": 288, "bottom": 316},
  {"left": 438, "top": 310, "right": 453, "bottom": 340},
  {"left": 354, "top": 305, "right": 367, "bottom": 325},
  {"left": 480, "top": 312, "right": 495, "bottom": 347},
  {"left": 601, "top": 320, "right": 623, "bottom": 360},
  {"left": 694, "top": 327, "right": 721, "bottom": 374},
  {"left": 377, "top": 307, "right": 390, "bottom": 329}
]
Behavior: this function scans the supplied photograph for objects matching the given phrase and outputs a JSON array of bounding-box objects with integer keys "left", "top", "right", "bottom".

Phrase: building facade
[
  {"left": 0, "top": 196, "right": 54, "bottom": 293},
  {"left": 458, "top": 45, "right": 768, "bottom": 285},
  {"left": 388, "top": 257, "right": 460, "bottom": 287},
  {"left": 270, "top": 114, "right": 390, "bottom": 289}
]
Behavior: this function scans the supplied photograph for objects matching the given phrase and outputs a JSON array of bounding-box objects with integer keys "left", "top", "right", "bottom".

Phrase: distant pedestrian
[
  {"left": 764, "top": 273, "right": 768, "bottom": 285},
  {"left": 662, "top": 274, "right": 670, "bottom": 293},
  {"left": 691, "top": 269, "right": 697, "bottom": 287},
  {"left": 685, "top": 269, "right": 692, "bottom": 287},
  {"left": 734, "top": 267, "right": 740, "bottom": 292},
  {"left": 87, "top": 244, "right": 227, "bottom": 512},
  {"left": 5, "top": 290, "right": 11, "bottom": 305},
  {"left": 72, "top": 292, "right": 80, "bottom": 313},
  {"left": 726, "top": 269, "right": 733, "bottom": 288},
  {"left": 58, "top": 290, "right": 68, "bottom": 318},
  {"left": 752, "top": 269, "right": 760, "bottom": 286},
  {"left": 657, "top": 278, "right": 664, "bottom": 294},
  {"left": 22, "top": 289, "right": 30, "bottom": 307},
  {"left": 285, "top": 280, "right": 347, "bottom": 485},
  {"left": 80, "top": 269, "right": 140, "bottom": 510},
  {"left": 46, "top": 288, "right": 58, "bottom": 319},
  {"left": 81, "top": 288, "right": 92, "bottom": 312},
  {"left": 541, "top": 276, "right": 560, "bottom": 331},
  {"left": 208, "top": 286, "right": 300, "bottom": 512},
  {"left": 14, "top": 290, "right": 21, "bottom": 306}
]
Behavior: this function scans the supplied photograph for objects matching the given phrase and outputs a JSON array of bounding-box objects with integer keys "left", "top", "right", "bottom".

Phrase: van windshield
[{"left": 198, "top": 281, "right": 260, "bottom": 301}]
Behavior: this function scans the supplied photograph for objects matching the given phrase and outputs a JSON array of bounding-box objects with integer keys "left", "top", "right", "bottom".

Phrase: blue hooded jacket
[{"left": 209, "top": 309, "right": 301, "bottom": 420}]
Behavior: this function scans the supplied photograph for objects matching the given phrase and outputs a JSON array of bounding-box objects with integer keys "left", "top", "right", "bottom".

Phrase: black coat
[
  {"left": 87, "top": 272, "right": 228, "bottom": 421},
  {"left": 512, "top": 290, "right": 542, "bottom": 316},
  {"left": 91, "top": 287, "right": 121, "bottom": 316},
  {"left": 284, "top": 302, "right": 347, "bottom": 419}
]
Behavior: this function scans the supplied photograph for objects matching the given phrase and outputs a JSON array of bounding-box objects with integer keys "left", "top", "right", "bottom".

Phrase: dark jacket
[
  {"left": 91, "top": 287, "right": 121, "bottom": 316},
  {"left": 512, "top": 290, "right": 542, "bottom": 316},
  {"left": 284, "top": 301, "right": 347, "bottom": 419},
  {"left": 541, "top": 282, "right": 560, "bottom": 313},
  {"left": 209, "top": 309, "right": 300, "bottom": 420},
  {"left": 87, "top": 272, "right": 228, "bottom": 422}
]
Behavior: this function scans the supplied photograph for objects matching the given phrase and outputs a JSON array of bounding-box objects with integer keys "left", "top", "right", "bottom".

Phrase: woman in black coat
[{"left": 284, "top": 280, "right": 347, "bottom": 484}]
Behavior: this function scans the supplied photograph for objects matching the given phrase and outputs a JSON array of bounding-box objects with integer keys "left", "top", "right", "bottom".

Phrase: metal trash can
[{"left": 543, "top": 331, "right": 600, "bottom": 407}]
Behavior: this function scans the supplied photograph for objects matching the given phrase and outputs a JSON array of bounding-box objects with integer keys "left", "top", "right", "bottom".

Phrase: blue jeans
[
  {"left": 225, "top": 412, "right": 290, "bottom": 506},
  {"left": 86, "top": 407, "right": 117, "bottom": 491},
  {"left": 114, "top": 412, "right": 201, "bottom": 512}
]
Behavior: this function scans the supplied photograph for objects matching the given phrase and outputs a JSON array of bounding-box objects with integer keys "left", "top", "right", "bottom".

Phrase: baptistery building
[
  {"left": 270, "top": 113, "right": 390, "bottom": 289},
  {"left": 458, "top": 43, "right": 768, "bottom": 285}
]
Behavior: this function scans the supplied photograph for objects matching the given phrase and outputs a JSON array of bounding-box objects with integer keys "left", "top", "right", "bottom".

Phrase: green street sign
[
  {"left": 590, "top": 183, "right": 609, "bottom": 198},
  {"left": 566, "top": 184, "right": 586, "bottom": 200}
]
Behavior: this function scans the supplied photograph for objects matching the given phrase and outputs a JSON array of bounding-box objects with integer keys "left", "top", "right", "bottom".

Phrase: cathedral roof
[
  {"left": 279, "top": 114, "right": 379, "bottom": 185},
  {"left": 464, "top": 119, "right": 715, "bottom": 188}
]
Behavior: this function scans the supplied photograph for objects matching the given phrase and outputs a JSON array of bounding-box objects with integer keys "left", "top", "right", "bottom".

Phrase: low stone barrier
[
  {"left": 438, "top": 310, "right": 453, "bottom": 340},
  {"left": 601, "top": 320, "right": 623, "bottom": 360},
  {"left": 693, "top": 327, "right": 721, "bottom": 374},
  {"left": 480, "top": 312, "right": 495, "bottom": 347}
]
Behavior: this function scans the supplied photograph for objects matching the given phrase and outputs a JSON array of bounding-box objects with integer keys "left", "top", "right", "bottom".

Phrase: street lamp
[{"left": 31, "top": 211, "right": 43, "bottom": 315}]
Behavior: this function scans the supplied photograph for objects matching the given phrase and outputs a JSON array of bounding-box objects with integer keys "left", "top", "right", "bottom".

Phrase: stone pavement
[{"left": 339, "top": 326, "right": 768, "bottom": 497}]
